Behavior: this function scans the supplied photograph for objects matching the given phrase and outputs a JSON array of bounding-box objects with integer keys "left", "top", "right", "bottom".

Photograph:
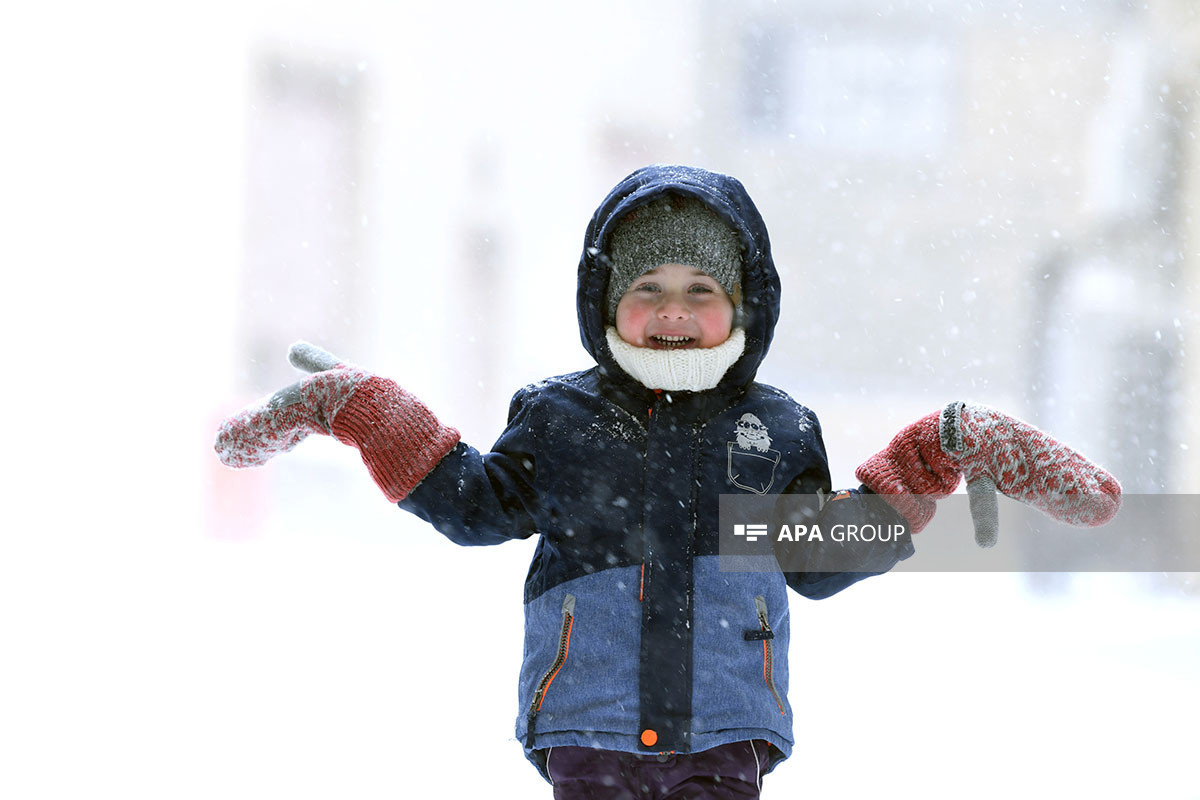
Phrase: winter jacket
[{"left": 399, "top": 165, "right": 912, "bottom": 780}]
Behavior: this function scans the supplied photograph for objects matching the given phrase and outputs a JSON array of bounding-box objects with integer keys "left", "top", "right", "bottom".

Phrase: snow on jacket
[{"left": 399, "top": 164, "right": 912, "bottom": 780}]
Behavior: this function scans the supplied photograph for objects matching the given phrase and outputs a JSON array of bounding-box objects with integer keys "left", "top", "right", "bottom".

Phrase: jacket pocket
[
  {"left": 744, "top": 595, "right": 784, "bottom": 716},
  {"left": 528, "top": 593, "right": 576, "bottom": 740}
]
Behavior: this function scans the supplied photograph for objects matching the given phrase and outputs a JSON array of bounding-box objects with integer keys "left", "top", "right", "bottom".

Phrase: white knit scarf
[{"left": 605, "top": 327, "right": 746, "bottom": 392}]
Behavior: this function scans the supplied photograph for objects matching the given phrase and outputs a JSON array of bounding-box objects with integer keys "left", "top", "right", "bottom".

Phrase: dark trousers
[{"left": 544, "top": 741, "right": 768, "bottom": 800}]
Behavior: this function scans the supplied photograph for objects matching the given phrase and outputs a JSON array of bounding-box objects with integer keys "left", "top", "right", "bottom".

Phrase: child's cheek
[
  {"left": 627, "top": 323, "right": 647, "bottom": 346},
  {"left": 615, "top": 307, "right": 645, "bottom": 346}
]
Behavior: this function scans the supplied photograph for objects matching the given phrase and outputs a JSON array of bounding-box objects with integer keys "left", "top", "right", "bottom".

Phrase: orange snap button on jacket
[{"left": 640, "top": 729, "right": 658, "bottom": 747}]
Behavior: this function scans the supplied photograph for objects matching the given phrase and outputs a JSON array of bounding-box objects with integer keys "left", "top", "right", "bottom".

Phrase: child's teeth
[{"left": 652, "top": 335, "right": 692, "bottom": 350}]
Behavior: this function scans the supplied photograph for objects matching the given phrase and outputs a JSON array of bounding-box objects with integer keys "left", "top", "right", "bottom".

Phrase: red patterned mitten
[
  {"left": 215, "top": 342, "right": 460, "bottom": 503},
  {"left": 857, "top": 402, "right": 1121, "bottom": 546},
  {"left": 942, "top": 402, "right": 1121, "bottom": 545}
]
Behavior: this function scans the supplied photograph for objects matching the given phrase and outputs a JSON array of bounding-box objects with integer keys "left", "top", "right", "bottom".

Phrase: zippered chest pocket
[{"left": 744, "top": 595, "right": 784, "bottom": 716}]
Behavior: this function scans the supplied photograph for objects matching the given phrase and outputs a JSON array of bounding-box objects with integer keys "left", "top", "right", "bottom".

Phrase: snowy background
[{"left": 2, "top": 1, "right": 1199, "bottom": 797}]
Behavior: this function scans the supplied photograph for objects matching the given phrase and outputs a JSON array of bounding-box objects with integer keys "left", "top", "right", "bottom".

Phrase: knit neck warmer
[{"left": 605, "top": 327, "right": 746, "bottom": 392}]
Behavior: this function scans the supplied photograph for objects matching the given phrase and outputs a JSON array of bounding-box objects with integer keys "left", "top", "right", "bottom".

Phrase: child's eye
[
  {"left": 632, "top": 283, "right": 660, "bottom": 293},
  {"left": 689, "top": 284, "right": 715, "bottom": 294}
]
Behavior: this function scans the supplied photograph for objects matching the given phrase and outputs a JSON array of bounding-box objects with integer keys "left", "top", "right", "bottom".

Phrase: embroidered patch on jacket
[{"left": 727, "top": 413, "right": 782, "bottom": 494}]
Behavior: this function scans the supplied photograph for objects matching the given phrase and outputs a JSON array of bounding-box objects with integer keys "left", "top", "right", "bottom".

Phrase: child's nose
[{"left": 657, "top": 294, "right": 691, "bottom": 319}]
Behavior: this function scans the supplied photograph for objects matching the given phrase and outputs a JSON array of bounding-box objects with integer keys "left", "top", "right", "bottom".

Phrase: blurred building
[
  {"left": 219, "top": 0, "right": 1200, "bottom": 571},
  {"left": 683, "top": 0, "right": 1196, "bottom": 494}
]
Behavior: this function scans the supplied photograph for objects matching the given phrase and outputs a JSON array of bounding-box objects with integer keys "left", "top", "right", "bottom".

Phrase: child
[{"left": 216, "top": 164, "right": 1120, "bottom": 798}]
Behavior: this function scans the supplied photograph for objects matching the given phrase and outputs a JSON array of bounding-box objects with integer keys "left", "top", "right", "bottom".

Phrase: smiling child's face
[{"left": 614, "top": 263, "right": 735, "bottom": 350}]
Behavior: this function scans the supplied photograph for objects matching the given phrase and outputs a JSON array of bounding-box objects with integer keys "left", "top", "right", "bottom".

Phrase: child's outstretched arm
[
  {"left": 856, "top": 402, "right": 1122, "bottom": 546},
  {"left": 215, "top": 342, "right": 460, "bottom": 504},
  {"left": 776, "top": 466, "right": 916, "bottom": 599},
  {"left": 215, "top": 342, "right": 540, "bottom": 546}
]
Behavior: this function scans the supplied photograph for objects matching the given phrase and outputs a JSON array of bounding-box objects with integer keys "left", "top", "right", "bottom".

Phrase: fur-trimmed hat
[{"left": 605, "top": 194, "right": 744, "bottom": 322}]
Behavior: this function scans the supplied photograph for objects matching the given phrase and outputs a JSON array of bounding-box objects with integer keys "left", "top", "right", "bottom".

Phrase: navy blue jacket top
[{"left": 399, "top": 165, "right": 911, "bottom": 780}]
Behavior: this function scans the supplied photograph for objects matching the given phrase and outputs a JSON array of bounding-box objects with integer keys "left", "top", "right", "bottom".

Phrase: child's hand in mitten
[
  {"left": 853, "top": 411, "right": 962, "bottom": 536},
  {"left": 857, "top": 402, "right": 1121, "bottom": 546},
  {"left": 940, "top": 402, "right": 1121, "bottom": 545},
  {"left": 215, "top": 342, "right": 369, "bottom": 468},
  {"left": 215, "top": 342, "right": 459, "bottom": 502}
]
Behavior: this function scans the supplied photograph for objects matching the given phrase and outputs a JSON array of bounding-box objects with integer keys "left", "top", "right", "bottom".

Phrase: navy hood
[{"left": 577, "top": 164, "right": 781, "bottom": 393}]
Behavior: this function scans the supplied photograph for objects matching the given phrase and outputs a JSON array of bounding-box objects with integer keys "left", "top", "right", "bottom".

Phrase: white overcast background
[{"left": 2, "top": 2, "right": 1199, "bottom": 798}]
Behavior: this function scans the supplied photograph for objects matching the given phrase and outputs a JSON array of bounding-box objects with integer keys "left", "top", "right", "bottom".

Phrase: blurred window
[
  {"left": 239, "top": 56, "right": 366, "bottom": 389},
  {"left": 745, "top": 28, "right": 954, "bottom": 156}
]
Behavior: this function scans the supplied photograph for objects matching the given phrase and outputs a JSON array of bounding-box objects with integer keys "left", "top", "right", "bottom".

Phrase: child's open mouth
[{"left": 650, "top": 335, "right": 696, "bottom": 350}]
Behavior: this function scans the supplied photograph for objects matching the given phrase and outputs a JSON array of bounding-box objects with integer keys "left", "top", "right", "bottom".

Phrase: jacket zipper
[
  {"left": 527, "top": 593, "right": 576, "bottom": 743},
  {"left": 754, "top": 595, "right": 785, "bottom": 715}
]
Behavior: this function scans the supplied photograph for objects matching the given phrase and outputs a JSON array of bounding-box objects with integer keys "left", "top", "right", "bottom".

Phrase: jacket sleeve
[
  {"left": 397, "top": 388, "right": 540, "bottom": 546},
  {"left": 778, "top": 413, "right": 914, "bottom": 600}
]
